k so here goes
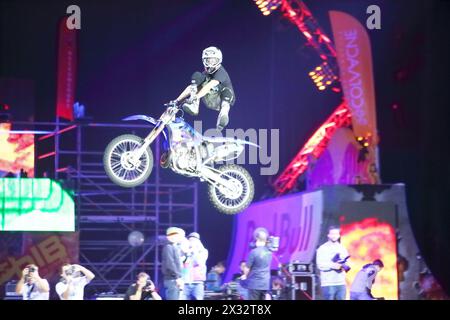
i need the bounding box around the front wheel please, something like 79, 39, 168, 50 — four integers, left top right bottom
103, 134, 153, 188
208, 164, 254, 215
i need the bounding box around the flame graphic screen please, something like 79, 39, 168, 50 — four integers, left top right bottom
0, 123, 34, 177
341, 217, 398, 300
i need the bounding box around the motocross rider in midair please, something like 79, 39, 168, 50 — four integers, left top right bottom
174, 46, 235, 131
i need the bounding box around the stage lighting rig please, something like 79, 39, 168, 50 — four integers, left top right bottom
308, 61, 338, 91
253, 0, 282, 16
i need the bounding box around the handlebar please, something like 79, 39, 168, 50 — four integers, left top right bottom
164, 100, 179, 108
162, 100, 185, 119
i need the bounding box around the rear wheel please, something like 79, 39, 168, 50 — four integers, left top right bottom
103, 134, 153, 188
207, 164, 254, 215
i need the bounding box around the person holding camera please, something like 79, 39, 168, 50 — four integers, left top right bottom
230, 260, 250, 300
124, 272, 162, 300
245, 227, 273, 300
350, 259, 384, 300
205, 261, 226, 292
316, 225, 350, 300
55, 263, 95, 300
232, 260, 249, 281
15, 264, 50, 300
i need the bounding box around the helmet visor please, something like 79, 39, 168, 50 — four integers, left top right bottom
203, 57, 220, 67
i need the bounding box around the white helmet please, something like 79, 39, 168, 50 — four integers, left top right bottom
202, 46, 222, 74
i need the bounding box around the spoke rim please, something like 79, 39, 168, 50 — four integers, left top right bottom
108, 139, 149, 182
213, 169, 250, 210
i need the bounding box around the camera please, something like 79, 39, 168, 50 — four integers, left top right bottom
224, 281, 240, 298
24, 267, 36, 281
65, 265, 77, 276
142, 280, 154, 292
249, 235, 280, 252
266, 236, 280, 252
332, 254, 351, 273
24, 266, 37, 282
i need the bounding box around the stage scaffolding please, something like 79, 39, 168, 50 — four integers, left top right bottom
16, 120, 198, 296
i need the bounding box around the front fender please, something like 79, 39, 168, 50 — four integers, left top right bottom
122, 114, 168, 142
122, 114, 158, 125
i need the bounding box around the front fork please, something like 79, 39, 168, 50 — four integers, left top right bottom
128, 123, 164, 164
129, 108, 176, 162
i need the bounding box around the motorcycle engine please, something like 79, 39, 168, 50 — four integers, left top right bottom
200, 141, 215, 160
172, 143, 197, 172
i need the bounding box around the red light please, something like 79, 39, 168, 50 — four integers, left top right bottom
4, 104, 10, 110
392, 104, 398, 110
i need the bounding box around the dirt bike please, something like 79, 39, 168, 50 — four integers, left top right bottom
103, 100, 257, 214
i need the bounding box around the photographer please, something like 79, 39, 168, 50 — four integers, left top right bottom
55, 263, 95, 300
316, 225, 350, 300
231, 261, 249, 300
124, 272, 162, 300
15, 264, 50, 300
205, 261, 226, 292
232, 261, 249, 281
245, 227, 274, 300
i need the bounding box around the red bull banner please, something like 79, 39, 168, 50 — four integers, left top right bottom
224, 191, 323, 282
56, 17, 77, 121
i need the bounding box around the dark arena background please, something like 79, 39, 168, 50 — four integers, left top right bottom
0, 0, 449, 303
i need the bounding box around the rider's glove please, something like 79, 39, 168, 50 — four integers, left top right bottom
188, 94, 199, 104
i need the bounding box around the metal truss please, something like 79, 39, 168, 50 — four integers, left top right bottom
25, 119, 198, 296
254, 0, 349, 195
272, 102, 351, 195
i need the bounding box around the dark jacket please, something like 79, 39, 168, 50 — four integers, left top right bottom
161, 242, 182, 280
